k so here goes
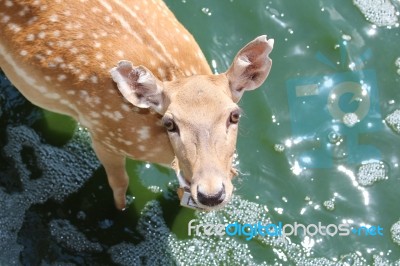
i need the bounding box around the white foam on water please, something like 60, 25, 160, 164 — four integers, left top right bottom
396, 57, 400, 75
323, 200, 336, 211
385, 109, 400, 134
343, 112, 359, 127
391, 220, 400, 246
353, 0, 399, 27
356, 161, 388, 186
274, 143, 285, 152
50, 219, 103, 253
0, 126, 99, 265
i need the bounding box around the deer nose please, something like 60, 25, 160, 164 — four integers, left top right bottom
197, 184, 225, 207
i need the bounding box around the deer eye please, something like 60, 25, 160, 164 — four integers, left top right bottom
229, 110, 241, 125
162, 117, 179, 133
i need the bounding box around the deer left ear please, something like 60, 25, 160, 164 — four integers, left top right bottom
110, 60, 166, 114
226, 35, 274, 102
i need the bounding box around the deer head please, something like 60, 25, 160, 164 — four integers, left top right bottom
110, 35, 274, 210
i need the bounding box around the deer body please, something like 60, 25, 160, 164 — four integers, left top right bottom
0, 0, 273, 210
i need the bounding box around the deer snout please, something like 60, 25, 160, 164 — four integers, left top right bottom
197, 184, 226, 207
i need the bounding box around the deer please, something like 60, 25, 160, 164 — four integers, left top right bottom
0, 0, 273, 211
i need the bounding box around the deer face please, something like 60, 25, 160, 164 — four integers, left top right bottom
111, 36, 274, 210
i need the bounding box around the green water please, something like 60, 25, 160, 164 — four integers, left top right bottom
1, 0, 400, 265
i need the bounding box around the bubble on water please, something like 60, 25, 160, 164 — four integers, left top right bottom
147, 185, 162, 193
343, 113, 359, 127
201, 7, 212, 16
342, 34, 352, 41
391, 220, 400, 245
50, 219, 102, 253
373, 255, 391, 266
108, 201, 176, 265
323, 200, 335, 211
356, 161, 388, 186
274, 143, 285, 152
77, 211, 87, 220
301, 236, 315, 253
98, 219, 113, 229
328, 131, 342, 144
395, 57, 400, 68
353, 0, 399, 27
385, 109, 400, 134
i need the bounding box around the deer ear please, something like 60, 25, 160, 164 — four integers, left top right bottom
110, 60, 165, 113
226, 35, 274, 102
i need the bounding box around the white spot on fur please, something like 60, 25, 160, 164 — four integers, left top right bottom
94, 41, 101, 48
76, 32, 84, 39
79, 74, 87, 81
90, 75, 98, 84
91, 7, 101, 13
44, 76, 51, 81
18, 6, 30, 16
8, 23, 22, 33
93, 96, 101, 105
53, 30, 61, 37
95, 53, 103, 60
49, 14, 59, 22
138, 145, 146, 151
57, 74, 67, 81
70, 47, 78, 54
5, 0, 13, 7
116, 50, 124, 57
90, 111, 100, 118
54, 57, 63, 63
78, 55, 89, 65
114, 111, 123, 120
26, 34, 35, 41
99, 30, 108, 37
38, 31, 46, 39
67, 90, 75, 95
137, 126, 150, 141
121, 104, 130, 112
20, 50, 28, 56
1, 15, 10, 24
101, 110, 122, 121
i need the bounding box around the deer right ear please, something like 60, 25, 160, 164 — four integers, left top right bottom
226, 35, 274, 103
110, 60, 165, 114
